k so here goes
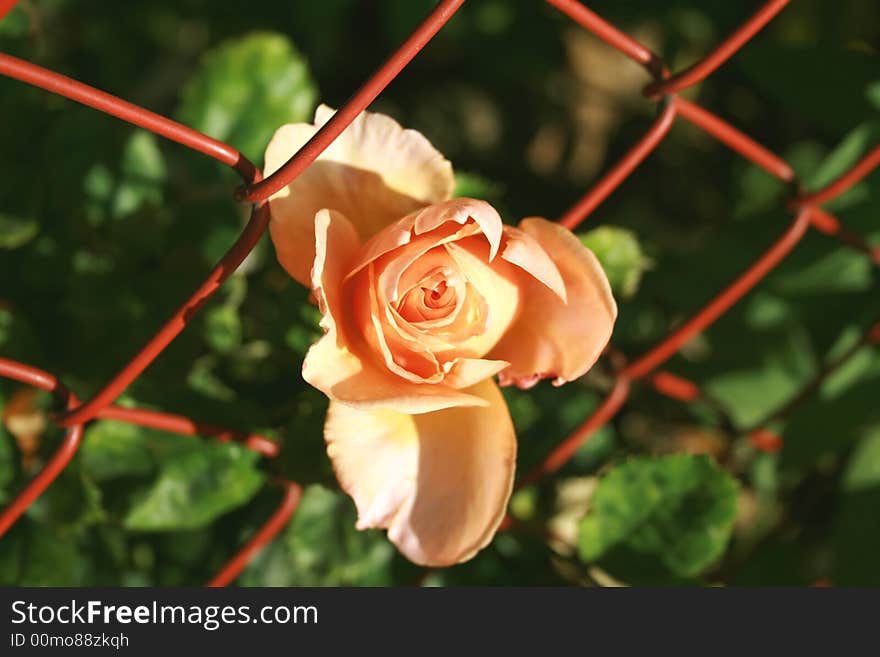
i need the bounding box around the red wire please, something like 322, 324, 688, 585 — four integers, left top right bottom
237, 0, 465, 203
517, 377, 631, 488
621, 209, 813, 380
545, 0, 662, 76
98, 405, 279, 459
55, 203, 270, 427
0, 54, 256, 182
1, 0, 878, 584
651, 372, 701, 402
207, 482, 303, 587
796, 145, 880, 207
0, 358, 83, 537
559, 101, 678, 229
675, 97, 796, 182
644, 0, 790, 98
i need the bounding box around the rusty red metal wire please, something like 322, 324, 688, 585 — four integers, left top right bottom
1, 0, 878, 585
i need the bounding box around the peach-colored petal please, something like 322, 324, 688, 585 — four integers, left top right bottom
366, 263, 444, 384
442, 357, 510, 389
303, 334, 488, 412
500, 225, 566, 302
310, 209, 360, 319
442, 238, 520, 359
490, 217, 617, 387
348, 198, 504, 280
303, 211, 485, 413
265, 105, 454, 285
324, 378, 516, 566
314, 105, 453, 205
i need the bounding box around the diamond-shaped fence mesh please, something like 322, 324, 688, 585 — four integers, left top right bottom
0, 0, 877, 585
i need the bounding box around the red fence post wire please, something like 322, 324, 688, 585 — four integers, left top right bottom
2, 0, 879, 584
237, 0, 465, 203
643, 0, 790, 98
559, 101, 677, 230
519, 0, 878, 493
54, 202, 270, 428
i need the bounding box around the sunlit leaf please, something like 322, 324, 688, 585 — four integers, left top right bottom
178, 32, 317, 162
579, 226, 651, 299
124, 444, 265, 531
578, 454, 738, 578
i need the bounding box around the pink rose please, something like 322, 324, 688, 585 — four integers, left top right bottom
265, 105, 617, 566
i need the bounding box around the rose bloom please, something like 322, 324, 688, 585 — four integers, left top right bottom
265, 105, 617, 566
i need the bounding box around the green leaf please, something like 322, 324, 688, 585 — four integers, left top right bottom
578, 454, 738, 578
25, 468, 106, 534
808, 122, 880, 199
238, 484, 396, 586
187, 355, 236, 401
841, 427, 880, 493
283, 303, 322, 356
283, 485, 394, 585
0, 523, 88, 586
124, 443, 265, 531
178, 32, 317, 162
776, 247, 874, 296
112, 130, 167, 219
453, 171, 504, 205
578, 226, 651, 299
204, 304, 242, 354
833, 427, 880, 585
0, 4, 29, 37
80, 420, 157, 482
0, 213, 38, 249
0, 416, 17, 505
868, 81, 880, 111
736, 45, 878, 133
705, 324, 816, 428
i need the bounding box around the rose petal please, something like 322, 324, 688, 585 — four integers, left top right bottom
348, 198, 504, 280
265, 105, 454, 285
303, 210, 486, 413
442, 238, 520, 359
442, 357, 510, 389
324, 378, 516, 566
490, 217, 617, 386
366, 263, 444, 384
500, 225, 566, 302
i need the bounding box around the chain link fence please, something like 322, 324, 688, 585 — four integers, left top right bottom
0, 0, 877, 585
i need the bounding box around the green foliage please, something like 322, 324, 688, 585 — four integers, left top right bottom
0, 214, 38, 249
0, 523, 87, 586
0, 0, 877, 586
178, 32, 317, 163
578, 455, 738, 580
81, 420, 161, 482
0, 3, 28, 37
834, 428, 880, 585
124, 444, 265, 531
454, 171, 505, 207
239, 485, 396, 586
579, 226, 651, 299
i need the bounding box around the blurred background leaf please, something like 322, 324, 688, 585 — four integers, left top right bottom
578, 454, 737, 582
178, 32, 318, 164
